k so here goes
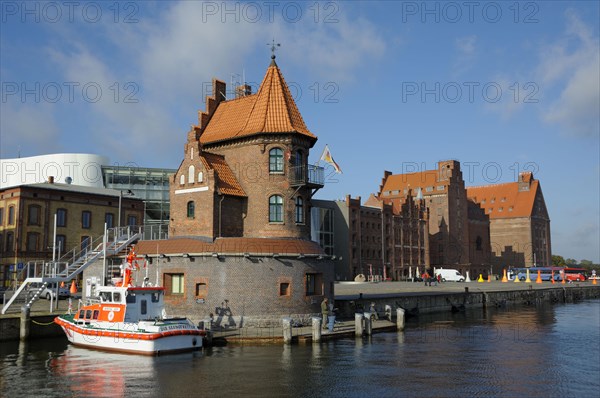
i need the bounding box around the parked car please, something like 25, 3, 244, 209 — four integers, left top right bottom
28, 282, 70, 300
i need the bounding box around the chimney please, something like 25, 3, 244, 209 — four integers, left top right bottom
235, 84, 252, 98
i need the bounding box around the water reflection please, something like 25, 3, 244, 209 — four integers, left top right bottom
1, 301, 598, 398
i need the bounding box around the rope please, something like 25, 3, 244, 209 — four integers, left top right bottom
31, 319, 57, 326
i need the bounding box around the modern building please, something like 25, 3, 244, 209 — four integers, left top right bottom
1, 153, 175, 238
0, 181, 144, 287
466, 172, 551, 268
312, 193, 428, 282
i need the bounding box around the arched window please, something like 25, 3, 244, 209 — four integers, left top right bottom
187, 201, 195, 218
295, 196, 304, 224
198, 171, 204, 183
269, 148, 284, 173
188, 165, 195, 184
269, 195, 283, 222
180, 174, 185, 185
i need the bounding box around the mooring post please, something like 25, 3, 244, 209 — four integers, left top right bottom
355, 313, 364, 337
312, 317, 322, 342
282, 317, 292, 344
363, 312, 372, 335
396, 308, 405, 331
20, 306, 31, 341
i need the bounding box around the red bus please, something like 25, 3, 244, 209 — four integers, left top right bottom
561, 268, 588, 282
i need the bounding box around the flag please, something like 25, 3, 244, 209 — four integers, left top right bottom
320, 145, 342, 173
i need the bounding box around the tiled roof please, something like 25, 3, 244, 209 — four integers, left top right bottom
380, 171, 448, 197
135, 237, 325, 256
200, 62, 316, 144
466, 180, 539, 219
200, 152, 246, 197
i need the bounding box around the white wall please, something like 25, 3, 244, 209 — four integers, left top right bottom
0, 153, 110, 189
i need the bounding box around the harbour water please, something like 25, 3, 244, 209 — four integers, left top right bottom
1, 300, 598, 398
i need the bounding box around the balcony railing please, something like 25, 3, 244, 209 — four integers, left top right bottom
289, 165, 324, 187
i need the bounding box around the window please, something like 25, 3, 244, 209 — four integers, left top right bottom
57, 208, 67, 227
28, 205, 41, 225
437, 185, 445, 191
6, 232, 14, 252
0, 234, 3, 253
305, 273, 322, 296
8, 206, 15, 225
269, 148, 284, 173
127, 215, 137, 226
269, 195, 283, 222
476, 236, 482, 251
295, 196, 304, 224
141, 300, 147, 315
82, 211, 91, 229
180, 174, 185, 185
279, 282, 290, 296
188, 165, 195, 184
0, 207, 3, 225
198, 171, 204, 183
81, 236, 91, 251
105, 213, 114, 229
56, 235, 66, 253
426, 186, 434, 192
187, 201, 195, 218
26, 232, 39, 252
195, 280, 208, 298
165, 273, 185, 295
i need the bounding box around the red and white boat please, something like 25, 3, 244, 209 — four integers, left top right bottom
55, 250, 203, 355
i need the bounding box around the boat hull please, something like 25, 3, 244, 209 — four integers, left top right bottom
55, 317, 203, 355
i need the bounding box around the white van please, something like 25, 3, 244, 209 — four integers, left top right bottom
435, 268, 465, 282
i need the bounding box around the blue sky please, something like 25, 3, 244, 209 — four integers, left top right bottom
1, 1, 599, 262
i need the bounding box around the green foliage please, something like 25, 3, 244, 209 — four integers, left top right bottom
552, 255, 565, 266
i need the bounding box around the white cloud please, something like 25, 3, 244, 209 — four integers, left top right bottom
538, 11, 600, 139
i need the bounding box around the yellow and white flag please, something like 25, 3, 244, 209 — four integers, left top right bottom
320, 144, 342, 174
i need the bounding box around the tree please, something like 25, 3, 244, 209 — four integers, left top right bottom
552, 255, 565, 267
580, 259, 593, 266
565, 258, 578, 266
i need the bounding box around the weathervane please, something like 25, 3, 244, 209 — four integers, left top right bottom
268, 39, 281, 60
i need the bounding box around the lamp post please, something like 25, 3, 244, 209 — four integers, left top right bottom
118, 189, 134, 228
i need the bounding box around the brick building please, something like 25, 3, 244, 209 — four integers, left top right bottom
466, 172, 551, 269
0, 181, 144, 287
311, 193, 428, 282
119, 56, 335, 326
376, 160, 491, 276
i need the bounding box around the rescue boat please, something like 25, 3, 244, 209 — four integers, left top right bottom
55, 249, 203, 355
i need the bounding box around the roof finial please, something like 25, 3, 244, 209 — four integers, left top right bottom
268, 39, 280, 65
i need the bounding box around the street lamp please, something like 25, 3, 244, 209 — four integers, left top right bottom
118, 189, 134, 228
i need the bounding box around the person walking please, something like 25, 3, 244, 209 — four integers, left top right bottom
321, 298, 329, 329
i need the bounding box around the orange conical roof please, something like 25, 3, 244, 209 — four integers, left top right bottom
199, 61, 316, 144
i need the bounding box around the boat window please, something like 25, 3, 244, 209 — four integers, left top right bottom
78, 310, 85, 319
85, 310, 92, 319
93, 310, 100, 320
151, 292, 160, 303
100, 292, 111, 302
126, 292, 136, 303
141, 300, 147, 315
113, 292, 121, 303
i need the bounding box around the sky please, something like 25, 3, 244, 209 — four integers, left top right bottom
1, 1, 599, 263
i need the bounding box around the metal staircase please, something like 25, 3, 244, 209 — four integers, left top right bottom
2, 226, 142, 314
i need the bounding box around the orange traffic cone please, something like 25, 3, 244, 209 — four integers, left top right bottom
561, 275, 566, 284
536, 270, 542, 284
551, 271, 555, 284
60, 281, 65, 288
487, 274, 491, 283
501, 269, 508, 283
69, 280, 77, 294
593, 277, 597, 285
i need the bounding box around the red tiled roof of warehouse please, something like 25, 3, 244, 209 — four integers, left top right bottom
135, 237, 325, 256
466, 178, 539, 219
381, 170, 448, 196
200, 152, 246, 197
199, 61, 316, 144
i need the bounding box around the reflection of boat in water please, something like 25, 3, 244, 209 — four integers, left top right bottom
55, 249, 203, 355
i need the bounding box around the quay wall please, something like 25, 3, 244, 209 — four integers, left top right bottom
0, 315, 62, 342
335, 285, 600, 318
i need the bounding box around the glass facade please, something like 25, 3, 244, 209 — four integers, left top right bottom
102, 165, 174, 228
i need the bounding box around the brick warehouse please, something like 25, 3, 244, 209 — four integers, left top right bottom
86, 55, 335, 327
